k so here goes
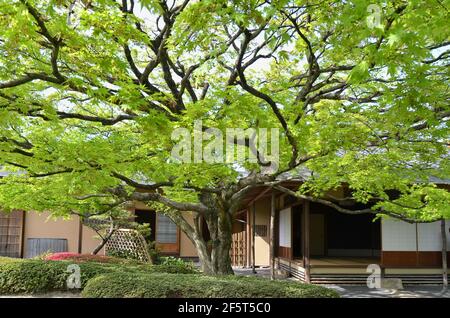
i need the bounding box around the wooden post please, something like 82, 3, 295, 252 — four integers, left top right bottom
441, 219, 448, 290
303, 200, 311, 283
78, 217, 83, 254
246, 208, 251, 268
5, 214, 10, 256
20, 211, 26, 258
270, 191, 276, 280
252, 202, 256, 274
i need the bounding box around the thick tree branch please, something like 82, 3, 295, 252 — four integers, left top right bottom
235, 30, 299, 169
108, 186, 210, 214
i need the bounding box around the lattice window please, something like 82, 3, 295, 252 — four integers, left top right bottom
0, 210, 23, 258
230, 230, 247, 267
105, 229, 151, 262
156, 214, 177, 243
255, 224, 268, 237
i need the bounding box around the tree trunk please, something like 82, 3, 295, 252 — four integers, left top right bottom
92, 238, 108, 255
191, 231, 214, 274
201, 209, 233, 275
190, 225, 233, 274
92, 228, 115, 255
176, 208, 234, 275
213, 210, 234, 274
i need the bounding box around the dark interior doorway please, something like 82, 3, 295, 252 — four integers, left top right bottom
309, 202, 381, 257
310, 213, 325, 256
289, 202, 381, 259
134, 209, 156, 241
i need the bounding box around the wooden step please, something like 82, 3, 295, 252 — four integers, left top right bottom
310, 274, 448, 285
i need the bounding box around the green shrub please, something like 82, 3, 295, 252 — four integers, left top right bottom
148, 244, 161, 264
0, 260, 116, 294
33, 251, 54, 260
0, 257, 337, 298
154, 257, 199, 274
149, 263, 199, 274
82, 272, 339, 298
0, 257, 24, 264
159, 256, 186, 265
0, 257, 198, 294
106, 249, 142, 262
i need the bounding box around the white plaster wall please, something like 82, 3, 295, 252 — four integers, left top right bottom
417, 221, 450, 251
279, 207, 291, 247
382, 219, 450, 252
381, 218, 416, 251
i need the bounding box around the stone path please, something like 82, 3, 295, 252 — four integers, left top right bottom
233, 267, 271, 277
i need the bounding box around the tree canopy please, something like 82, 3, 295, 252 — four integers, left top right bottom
0, 0, 449, 272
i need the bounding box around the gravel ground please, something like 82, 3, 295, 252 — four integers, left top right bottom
325, 285, 449, 298
0, 291, 81, 298
233, 267, 449, 298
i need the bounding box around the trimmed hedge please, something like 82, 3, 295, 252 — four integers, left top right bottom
0, 256, 25, 264
82, 272, 339, 298
0, 260, 112, 294
0, 257, 198, 294
151, 258, 198, 274
0, 257, 337, 298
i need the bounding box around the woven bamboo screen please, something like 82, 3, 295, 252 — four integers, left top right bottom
105, 229, 151, 263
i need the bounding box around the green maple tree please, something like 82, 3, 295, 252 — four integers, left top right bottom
0, 0, 448, 274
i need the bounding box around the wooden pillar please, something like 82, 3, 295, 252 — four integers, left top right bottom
246, 208, 251, 267
20, 211, 26, 258
415, 223, 419, 266
303, 200, 311, 283
441, 219, 448, 289
5, 214, 10, 256
252, 202, 256, 273
270, 191, 276, 280
78, 217, 83, 254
